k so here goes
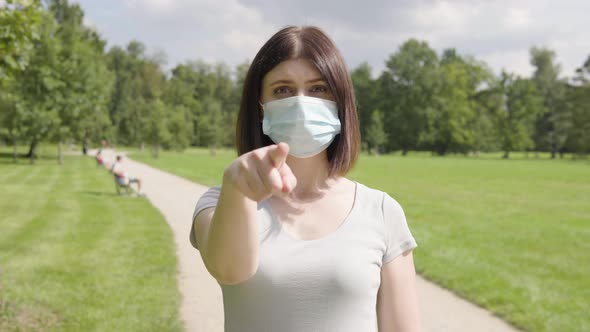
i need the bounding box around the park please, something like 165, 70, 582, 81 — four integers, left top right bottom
1, 1, 589, 331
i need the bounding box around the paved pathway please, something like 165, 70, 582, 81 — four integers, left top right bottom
96, 149, 519, 332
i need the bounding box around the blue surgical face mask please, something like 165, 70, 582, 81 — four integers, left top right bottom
262, 95, 341, 158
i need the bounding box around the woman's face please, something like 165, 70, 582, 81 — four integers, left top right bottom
260, 58, 334, 104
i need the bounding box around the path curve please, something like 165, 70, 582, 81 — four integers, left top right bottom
97, 149, 519, 332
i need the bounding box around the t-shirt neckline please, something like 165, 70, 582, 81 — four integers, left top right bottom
268, 180, 359, 243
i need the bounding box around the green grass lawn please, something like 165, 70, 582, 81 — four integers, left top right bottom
130, 147, 589, 332
0, 150, 182, 331
130, 148, 236, 187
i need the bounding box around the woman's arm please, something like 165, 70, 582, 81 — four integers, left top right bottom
377, 250, 421, 332
193, 143, 296, 285
193, 182, 259, 285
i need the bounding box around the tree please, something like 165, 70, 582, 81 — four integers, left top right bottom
380, 39, 439, 155
12, 10, 63, 163
198, 98, 224, 154
166, 105, 192, 151
351, 62, 378, 150
144, 99, 170, 158
0, 0, 42, 83
421, 51, 492, 155
106, 41, 165, 147
366, 109, 387, 154
493, 71, 544, 158
564, 55, 590, 155
47, 0, 114, 163
0, 86, 25, 161
165, 63, 203, 146
530, 47, 569, 158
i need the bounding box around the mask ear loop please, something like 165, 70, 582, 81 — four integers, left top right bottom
258, 101, 264, 122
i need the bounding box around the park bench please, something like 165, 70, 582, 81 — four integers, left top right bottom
114, 174, 134, 195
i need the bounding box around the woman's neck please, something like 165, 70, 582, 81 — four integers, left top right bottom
285, 151, 336, 201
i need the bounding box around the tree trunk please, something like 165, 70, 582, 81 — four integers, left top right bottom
13, 140, 17, 163
503, 150, 510, 159
58, 141, 63, 165
551, 142, 557, 159
402, 148, 408, 156
26, 139, 37, 159
29, 141, 37, 165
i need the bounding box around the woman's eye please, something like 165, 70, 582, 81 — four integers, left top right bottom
273, 86, 292, 95
310, 85, 329, 94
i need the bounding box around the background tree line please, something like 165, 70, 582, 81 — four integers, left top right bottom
1, 0, 589, 164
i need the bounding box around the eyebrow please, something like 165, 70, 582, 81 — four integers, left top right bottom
269, 77, 326, 86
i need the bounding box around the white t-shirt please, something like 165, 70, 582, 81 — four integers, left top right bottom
190, 181, 417, 332
111, 162, 129, 185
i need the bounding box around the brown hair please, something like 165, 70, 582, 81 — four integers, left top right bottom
236, 26, 360, 176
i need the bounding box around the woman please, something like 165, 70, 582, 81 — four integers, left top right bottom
190, 26, 420, 332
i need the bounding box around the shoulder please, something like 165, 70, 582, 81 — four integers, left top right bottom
355, 182, 403, 211
353, 182, 407, 230
193, 186, 222, 219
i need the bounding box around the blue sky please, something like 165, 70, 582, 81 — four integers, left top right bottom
74, 0, 590, 78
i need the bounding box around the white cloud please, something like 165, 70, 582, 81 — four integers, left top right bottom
76, 0, 590, 78
504, 7, 533, 29
111, 0, 275, 68
82, 16, 96, 28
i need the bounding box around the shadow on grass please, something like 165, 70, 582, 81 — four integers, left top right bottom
79, 191, 141, 199
0, 152, 59, 164
79, 191, 121, 197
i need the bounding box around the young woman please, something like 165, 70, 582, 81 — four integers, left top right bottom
190, 26, 420, 332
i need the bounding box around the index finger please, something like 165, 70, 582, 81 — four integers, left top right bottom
267, 142, 289, 168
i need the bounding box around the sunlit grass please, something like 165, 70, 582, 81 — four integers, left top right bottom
0, 152, 182, 331
131, 147, 590, 332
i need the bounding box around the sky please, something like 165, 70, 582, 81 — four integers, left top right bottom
73, 0, 590, 79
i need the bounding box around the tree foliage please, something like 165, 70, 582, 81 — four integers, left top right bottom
1, 2, 589, 162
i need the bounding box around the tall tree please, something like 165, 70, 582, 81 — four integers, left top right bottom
12, 10, 63, 163
530, 47, 569, 158
106, 41, 165, 147
350, 62, 378, 150
0, 0, 42, 160
564, 55, 590, 155
0, 0, 42, 83
365, 109, 387, 154
144, 99, 170, 158
421, 50, 492, 155
47, 0, 113, 163
492, 71, 544, 158
380, 39, 439, 155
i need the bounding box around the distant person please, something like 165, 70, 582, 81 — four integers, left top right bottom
111, 155, 143, 195
190, 26, 419, 332
95, 149, 104, 166
95, 149, 111, 168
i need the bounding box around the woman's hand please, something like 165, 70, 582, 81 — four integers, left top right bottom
223, 142, 297, 202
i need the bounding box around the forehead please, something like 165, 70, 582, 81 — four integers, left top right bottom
262, 58, 323, 84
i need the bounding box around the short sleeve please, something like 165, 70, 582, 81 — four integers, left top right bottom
189, 186, 221, 250
381, 193, 417, 264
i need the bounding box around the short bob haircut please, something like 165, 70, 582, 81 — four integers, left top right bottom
236, 26, 360, 177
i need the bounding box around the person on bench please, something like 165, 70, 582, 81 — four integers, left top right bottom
96, 149, 112, 168
111, 155, 143, 195
96, 149, 104, 166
